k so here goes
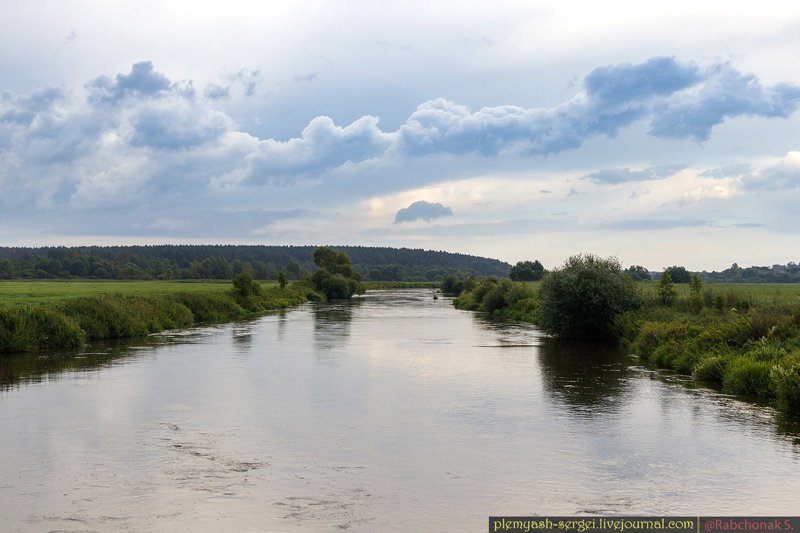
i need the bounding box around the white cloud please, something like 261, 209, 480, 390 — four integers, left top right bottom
2, 3, 800, 270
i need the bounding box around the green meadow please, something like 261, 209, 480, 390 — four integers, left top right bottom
0, 279, 309, 353
0, 280, 260, 307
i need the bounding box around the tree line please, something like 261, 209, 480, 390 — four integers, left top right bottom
0, 245, 511, 281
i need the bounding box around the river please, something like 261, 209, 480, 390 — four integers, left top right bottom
1, 289, 798, 531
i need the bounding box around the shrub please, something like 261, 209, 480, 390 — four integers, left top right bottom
657, 272, 676, 305
771, 353, 800, 413
310, 247, 364, 299
723, 356, 775, 398
0, 306, 85, 352
537, 254, 639, 340
232, 272, 262, 299
693, 355, 729, 383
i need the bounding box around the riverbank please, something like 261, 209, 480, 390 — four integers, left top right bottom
0, 281, 315, 353
453, 279, 800, 414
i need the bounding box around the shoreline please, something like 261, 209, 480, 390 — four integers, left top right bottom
0, 282, 315, 353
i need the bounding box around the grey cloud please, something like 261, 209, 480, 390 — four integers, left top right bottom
731, 223, 763, 228
584, 164, 684, 184
2, 57, 800, 222
0, 86, 65, 126
742, 152, 800, 191
244, 115, 393, 184
584, 57, 701, 107
395, 58, 800, 157
129, 101, 232, 150
394, 201, 454, 224
649, 64, 800, 140
701, 163, 752, 178
228, 69, 261, 97
204, 83, 231, 100
88, 61, 172, 103
294, 73, 319, 84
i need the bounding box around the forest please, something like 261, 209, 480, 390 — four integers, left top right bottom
0, 245, 511, 281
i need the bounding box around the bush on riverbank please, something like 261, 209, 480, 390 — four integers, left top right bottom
0, 282, 313, 353
537, 254, 639, 340
453, 278, 538, 321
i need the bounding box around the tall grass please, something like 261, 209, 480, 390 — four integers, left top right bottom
622, 283, 800, 413
0, 282, 313, 353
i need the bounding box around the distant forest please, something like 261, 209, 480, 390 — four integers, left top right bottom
698, 262, 800, 283
0, 245, 512, 281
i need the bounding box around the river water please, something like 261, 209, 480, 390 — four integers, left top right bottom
1, 290, 798, 531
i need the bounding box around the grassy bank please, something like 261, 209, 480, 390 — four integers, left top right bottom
0, 280, 314, 353
453, 278, 539, 321
454, 279, 800, 414
623, 284, 800, 414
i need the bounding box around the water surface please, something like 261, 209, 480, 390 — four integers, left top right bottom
1, 290, 798, 531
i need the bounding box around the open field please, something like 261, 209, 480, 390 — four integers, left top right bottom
0, 280, 280, 307
638, 282, 800, 306
522, 281, 800, 306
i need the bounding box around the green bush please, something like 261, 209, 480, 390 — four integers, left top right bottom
771, 352, 800, 413
537, 254, 639, 340
310, 247, 364, 299
723, 356, 775, 398
232, 272, 262, 299
693, 355, 729, 383
0, 306, 85, 352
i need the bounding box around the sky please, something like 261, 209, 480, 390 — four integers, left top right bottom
1, 0, 799, 271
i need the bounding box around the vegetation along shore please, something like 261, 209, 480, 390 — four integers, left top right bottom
0, 246, 379, 353
449, 254, 800, 415
0, 277, 312, 353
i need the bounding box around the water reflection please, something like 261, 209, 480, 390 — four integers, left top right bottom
536, 338, 632, 415
312, 298, 361, 352
231, 321, 255, 352
0, 339, 155, 391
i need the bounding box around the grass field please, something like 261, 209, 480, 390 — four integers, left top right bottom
0, 280, 279, 307
521, 280, 800, 306
638, 281, 800, 303
0, 279, 439, 307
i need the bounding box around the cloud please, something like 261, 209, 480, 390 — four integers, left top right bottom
700, 163, 752, 178
394, 200, 454, 223
1, 57, 800, 238
648, 64, 800, 140
128, 99, 232, 150
0, 86, 65, 126
204, 83, 230, 100
87, 61, 172, 103
294, 73, 318, 84
742, 151, 800, 191
243, 115, 393, 184
394, 57, 799, 158
228, 69, 261, 97
584, 164, 684, 184
584, 57, 701, 107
